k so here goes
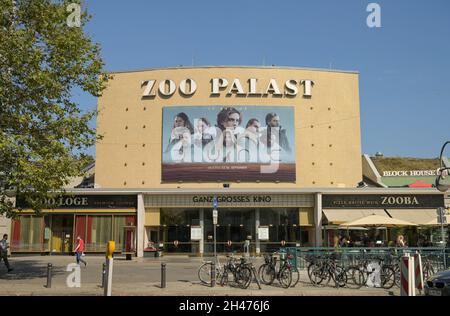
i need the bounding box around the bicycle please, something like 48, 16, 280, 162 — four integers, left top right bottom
198, 256, 223, 285
421, 255, 435, 280
308, 253, 347, 288
258, 252, 293, 288
218, 255, 261, 289
219, 255, 242, 287
354, 256, 396, 289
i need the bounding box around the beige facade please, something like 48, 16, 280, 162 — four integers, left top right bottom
95, 66, 362, 189
0, 215, 11, 239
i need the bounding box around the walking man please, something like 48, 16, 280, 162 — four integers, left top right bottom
0, 234, 13, 273
74, 236, 87, 266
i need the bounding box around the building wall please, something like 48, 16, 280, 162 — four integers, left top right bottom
96, 66, 362, 189
0, 215, 11, 239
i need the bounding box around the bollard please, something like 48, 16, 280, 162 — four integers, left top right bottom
414, 253, 424, 294
101, 262, 106, 288
400, 254, 416, 296
211, 262, 216, 287
161, 263, 166, 288
104, 241, 115, 296
46, 263, 53, 288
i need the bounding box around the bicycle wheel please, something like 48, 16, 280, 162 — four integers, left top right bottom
307, 262, 316, 282
423, 263, 435, 280
310, 265, 326, 285
290, 269, 300, 287
279, 266, 292, 289
258, 264, 276, 285
332, 266, 347, 288
198, 262, 212, 284
219, 270, 229, 286
347, 267, 364, 289
380, 266, 395, 289
238, 266, 252, 289
394, 265, 401, 288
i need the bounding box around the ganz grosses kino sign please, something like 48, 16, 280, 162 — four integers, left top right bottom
322, 194, 444, 209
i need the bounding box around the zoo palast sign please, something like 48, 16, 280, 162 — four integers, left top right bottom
141, 78, 314, 98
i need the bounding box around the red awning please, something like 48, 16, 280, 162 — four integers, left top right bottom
408, 180, 433, 188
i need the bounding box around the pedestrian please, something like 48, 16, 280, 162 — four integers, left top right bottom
74, 236, 87, 266
333, 235, 340, 248
0, 234, 13, 273
362, 233, 370, 247
396, 235, 406, 248
339, 236, 348, 248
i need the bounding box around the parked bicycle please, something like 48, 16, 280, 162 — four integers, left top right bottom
307, 253, 347, 288
220, 255, 261, 289
258, 252, 294, 288
198, 257, 223, 285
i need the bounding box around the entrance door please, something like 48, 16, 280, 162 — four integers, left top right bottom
214, 209, 255, 254
51, 215, 74, 254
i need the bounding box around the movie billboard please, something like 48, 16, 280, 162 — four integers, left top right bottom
162, 106, 296, 181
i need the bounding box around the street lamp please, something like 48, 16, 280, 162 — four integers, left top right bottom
436, 141, 450, 192
435, 141, 449, 269
212, 196, 218, 262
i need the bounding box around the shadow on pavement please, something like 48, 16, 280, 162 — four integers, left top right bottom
0, 260, 67, 281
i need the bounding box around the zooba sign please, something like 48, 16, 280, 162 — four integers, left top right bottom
322, 194, 444, 209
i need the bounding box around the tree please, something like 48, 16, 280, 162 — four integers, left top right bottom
0, 0, 111, 218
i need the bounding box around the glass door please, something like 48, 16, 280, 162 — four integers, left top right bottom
206, 208, 255, 254
51, 215, 74, 254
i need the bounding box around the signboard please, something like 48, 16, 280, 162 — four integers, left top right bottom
190, 226, 202, 241
44, 227, 50, 240
383, 170, 438, 177
213, 209, 218, 225
437, 207, 446, 216
16, 195, 137, 209
161, 106, 296, 182
258, 226, 269, 241
322, 194, 444, 209
144, 194, 314, 208
141, 78, 314, 98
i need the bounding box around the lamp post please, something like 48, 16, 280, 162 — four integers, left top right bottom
436, 141, 449, 269
213, 208, 218, 262
212, 196, 218, 263
436, 141, 450, 193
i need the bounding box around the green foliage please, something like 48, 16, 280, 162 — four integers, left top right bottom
0, 0, 111, 218
372, 157, 441, 173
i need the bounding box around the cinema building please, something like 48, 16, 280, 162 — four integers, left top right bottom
9, 66, 447, 256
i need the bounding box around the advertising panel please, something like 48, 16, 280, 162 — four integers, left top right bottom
162, 106, 296, 181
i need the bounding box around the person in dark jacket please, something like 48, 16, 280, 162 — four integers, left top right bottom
0, 234, 13, 272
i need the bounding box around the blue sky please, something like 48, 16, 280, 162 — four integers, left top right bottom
75, 0, 450, 158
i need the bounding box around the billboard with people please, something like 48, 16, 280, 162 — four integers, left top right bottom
161, 106, 296, 181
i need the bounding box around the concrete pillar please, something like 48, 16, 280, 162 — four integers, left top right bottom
255, 208, 260, 255
314, 193, 323, 247
199, 209, 204, 255
137, 194, 145, 258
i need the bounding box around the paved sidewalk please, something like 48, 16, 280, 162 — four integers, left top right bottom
0, 255, 400, 296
